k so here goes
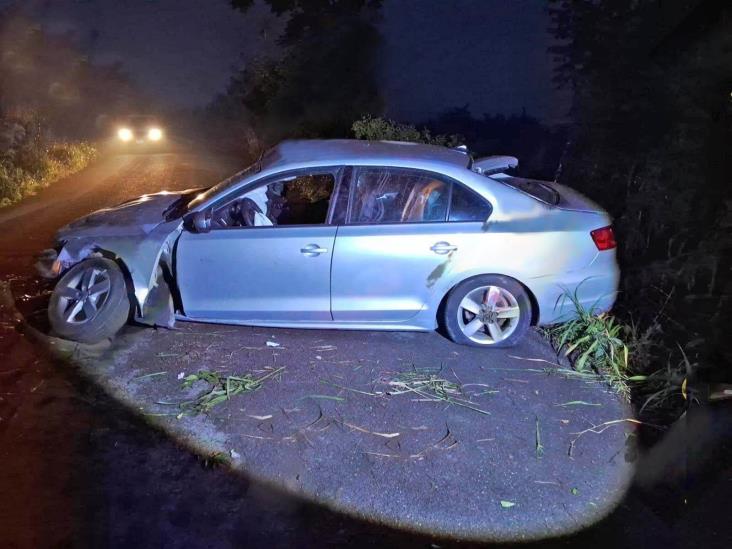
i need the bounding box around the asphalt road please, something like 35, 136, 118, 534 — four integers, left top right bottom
0, 150, 718, 547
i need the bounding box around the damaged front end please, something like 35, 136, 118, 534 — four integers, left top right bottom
38, 190, 199, 329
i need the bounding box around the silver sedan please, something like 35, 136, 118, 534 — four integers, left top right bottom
43, 139, 619, 346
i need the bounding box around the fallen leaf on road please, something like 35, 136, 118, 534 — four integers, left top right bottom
500, 501, 516, 508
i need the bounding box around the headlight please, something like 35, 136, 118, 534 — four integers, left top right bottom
117, 127, 133, 141
148, 127, 163, 141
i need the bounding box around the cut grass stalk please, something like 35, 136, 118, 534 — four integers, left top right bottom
177, 367, 285, 416
386, 367, 490, 415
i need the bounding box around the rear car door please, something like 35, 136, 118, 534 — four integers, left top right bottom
330, 167, 492, 322
176, 168, 340, 322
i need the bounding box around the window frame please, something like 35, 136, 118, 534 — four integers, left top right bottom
342, 166, 492, 226
206, 165, 346, 230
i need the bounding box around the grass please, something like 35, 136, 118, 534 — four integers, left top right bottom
176, 367, 284, 416
548, 290, 632, 400
386, 367, 491, 415
548, 288, 691, 424
0, 141, 97, 207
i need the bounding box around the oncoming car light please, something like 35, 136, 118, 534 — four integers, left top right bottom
148, 127, 163, 141
117, 127, 133, 142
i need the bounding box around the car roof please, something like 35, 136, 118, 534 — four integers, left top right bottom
262, 139, 471, 171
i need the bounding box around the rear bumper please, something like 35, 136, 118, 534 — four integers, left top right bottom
530, 257, 620, 325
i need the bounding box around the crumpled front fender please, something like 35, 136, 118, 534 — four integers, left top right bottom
49, 220, 183, 322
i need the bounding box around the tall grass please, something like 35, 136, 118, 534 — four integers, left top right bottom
0, 141, 97, 207
548, 289, 693, 424
548, 290, 632, 400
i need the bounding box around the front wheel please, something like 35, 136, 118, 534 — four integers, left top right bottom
48, 258, 131, 343
442, 275, 531, 347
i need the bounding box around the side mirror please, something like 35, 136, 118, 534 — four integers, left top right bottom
186, 209, 212, 233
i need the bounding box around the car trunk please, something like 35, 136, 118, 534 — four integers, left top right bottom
490, 174, 606, 214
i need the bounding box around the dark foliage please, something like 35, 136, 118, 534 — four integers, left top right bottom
423, 106, 566, 180
549, 0, 731, 417
214, 0, 383, 148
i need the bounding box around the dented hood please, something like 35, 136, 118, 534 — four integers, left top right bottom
58, 191, 186, 239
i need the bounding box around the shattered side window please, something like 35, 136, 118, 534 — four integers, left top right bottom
210, 172, 335, 229
350, 168, 448, 224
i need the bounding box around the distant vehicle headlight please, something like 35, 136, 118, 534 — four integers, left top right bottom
148, 127, 163, 141
117, 127, 133, 142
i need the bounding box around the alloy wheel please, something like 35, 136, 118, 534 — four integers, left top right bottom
456, 285, 521, 344
55, 266, 112, 324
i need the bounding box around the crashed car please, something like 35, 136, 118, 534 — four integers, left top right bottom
41, 139, 619, 346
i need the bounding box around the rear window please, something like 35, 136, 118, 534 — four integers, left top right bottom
494, 176, 560, 206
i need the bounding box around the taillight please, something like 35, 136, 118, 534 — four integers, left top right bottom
590, 226, 616, 251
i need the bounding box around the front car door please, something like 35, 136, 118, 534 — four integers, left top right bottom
175, 168, 341, 323
330, 167, 493, 322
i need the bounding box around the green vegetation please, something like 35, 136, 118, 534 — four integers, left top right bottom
548, 291, 632, 401
351, 115, 461, 147
547, 288, 693, 422
177, 367, 285, 416
0, 115, 96, 207
548, 1, 730, 423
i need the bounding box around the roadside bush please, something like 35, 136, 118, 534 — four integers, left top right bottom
352, 115, 462, 147
548, 291, 633, 401
0, 127, 97, 207
548, 289, 692, 425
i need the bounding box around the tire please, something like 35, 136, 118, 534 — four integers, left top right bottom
48, 257, 131, 344
442, 274, 531, 347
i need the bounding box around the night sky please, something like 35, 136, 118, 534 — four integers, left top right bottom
4, 0, 568, 122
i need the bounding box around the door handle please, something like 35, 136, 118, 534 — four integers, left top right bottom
430, 241, 458, 255
300, 243, 328, 257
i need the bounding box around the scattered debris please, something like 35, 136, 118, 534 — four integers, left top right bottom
321, 380, 382, 396
500, 500, 516, 508
265, 341, 281, 348
312, 344, 337, 352
570, 487, 579, 495
337, 419, 400, 438
555, 401, 601, 407
385, 367, 490, 415
177, 372, 185, 380
133, 371, 167, 381
200, 451, 230, 469
300, 394, 345, 402
176, 367, 285, 416
535, 416, 544, 458
229, 449, 241, 460
247, 414, 273, 420
363, 427, 458, 460
568, 418, 663, 457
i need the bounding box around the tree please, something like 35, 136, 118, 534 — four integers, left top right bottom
548, 0, 732, 398
218, 0, 383, 145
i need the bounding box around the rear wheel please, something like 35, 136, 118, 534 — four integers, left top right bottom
442, 275, 531, 347
48, 258, 130, 343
